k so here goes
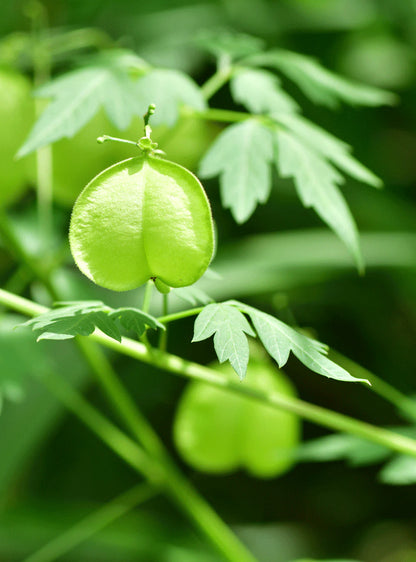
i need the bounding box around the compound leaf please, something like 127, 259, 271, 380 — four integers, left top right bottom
135, 68, 206, 127
21, 301, 162, 343
17, 51, 146, 157
230, 68, 299, 114
199, 119, 274, 223
274, 129, 363, 270
274, 112, 382, 188
245, 49, 397, 108
108, 307, 164, 336
193, 303, 255, 379
228, 301, 367, 383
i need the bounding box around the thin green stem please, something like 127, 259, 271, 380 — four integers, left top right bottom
3, 288, 416, 460
23, 484, 158, 562
183, 106, 250, 124
39, 371, 160, 483
0, 214, 57, 299
97, 135, 138, 147
158, 306, 204, 325
142, 281, 153, 314
330, 350, 416, 423
39, 362, 256, 562
75, 337, 166, 459
200, 56, 233, 100
29, 1, 54, 252
158, 293, 169, 351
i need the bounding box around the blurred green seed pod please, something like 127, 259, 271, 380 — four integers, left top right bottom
173, 355, 300, 478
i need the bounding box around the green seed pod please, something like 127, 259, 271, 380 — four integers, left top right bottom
69, 154, 214, 291
173, 357, 300, 478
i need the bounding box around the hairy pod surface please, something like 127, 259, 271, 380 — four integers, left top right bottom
69, 155, 214, 291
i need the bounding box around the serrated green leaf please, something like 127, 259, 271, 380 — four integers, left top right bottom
274, 129, 363, 270
274, 112, 382, 188
108, 307, 164, 336
228, 301, 367, 383
17, 52, 145, 157
230, 68, 299, 114
193, 303, 256, 380
173, 286, 213, 306
199, 120, 274, 223
135, 69, 206, 127
245, 49, 398, 107
21, 302, 122, 342
379, 455, 416, 485
197, 30, 265, 61
297, 433, 390, 466
21, 302, 164, 343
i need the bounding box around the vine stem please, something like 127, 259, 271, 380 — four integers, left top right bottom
0, 210, 255, 559
200, 55, 234, 100
3, 287, 416, 459
23, 484, 158, 562
34, 369, 257, 562
28, 0, 54, 253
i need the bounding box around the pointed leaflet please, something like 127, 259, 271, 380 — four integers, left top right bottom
274, 129, 363, 270
135, 69, 206, 127
230, 68, 299, 114
274, 112, 382, 188
21, 302, 163, 342
227, 301, 368, 383
21, 302, 122, 341
17, 53, 145, 157
379, 455, 416, 485
193, 303, 255, 380
199, 119, 274, 223
244, 49, 397, 108
108, 308, 164, 336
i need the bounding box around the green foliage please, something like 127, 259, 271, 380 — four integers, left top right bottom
17, 51, 146, 158
193, 302, 256, 379
0, 314, 50, 412
199, 119, 274, 223
21, 301, 164, 342
274, 128, 363, 269
17, 53, 205, 158
193, 301, 367, 383
298, 427, 416, 485
135, 69, 206, 127
230, 68, 299, 114
244, 49, 398, 108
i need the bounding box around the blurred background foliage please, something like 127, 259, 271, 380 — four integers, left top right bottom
1, 0, 416, 561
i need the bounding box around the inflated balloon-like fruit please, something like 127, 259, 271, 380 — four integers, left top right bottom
69, 152, 214, 291
173, 357, 300, 478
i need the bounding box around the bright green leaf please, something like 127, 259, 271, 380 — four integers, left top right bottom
135, 69, 206, 127
228, 301, 367, 383
197, 30, 265, 61
274, 112, 382, 188
245, 49, 398, 107
108, 307, 165, 335
17, 52, 145, 157
21, 301, 163, 343
274, 128, 363, 270
193, 303, 256, 379
230, 68, 299, 114
199, 119, 274, 223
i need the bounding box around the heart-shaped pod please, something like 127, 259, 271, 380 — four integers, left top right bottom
173, 358, 300, 478
69, 154, 214, 291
